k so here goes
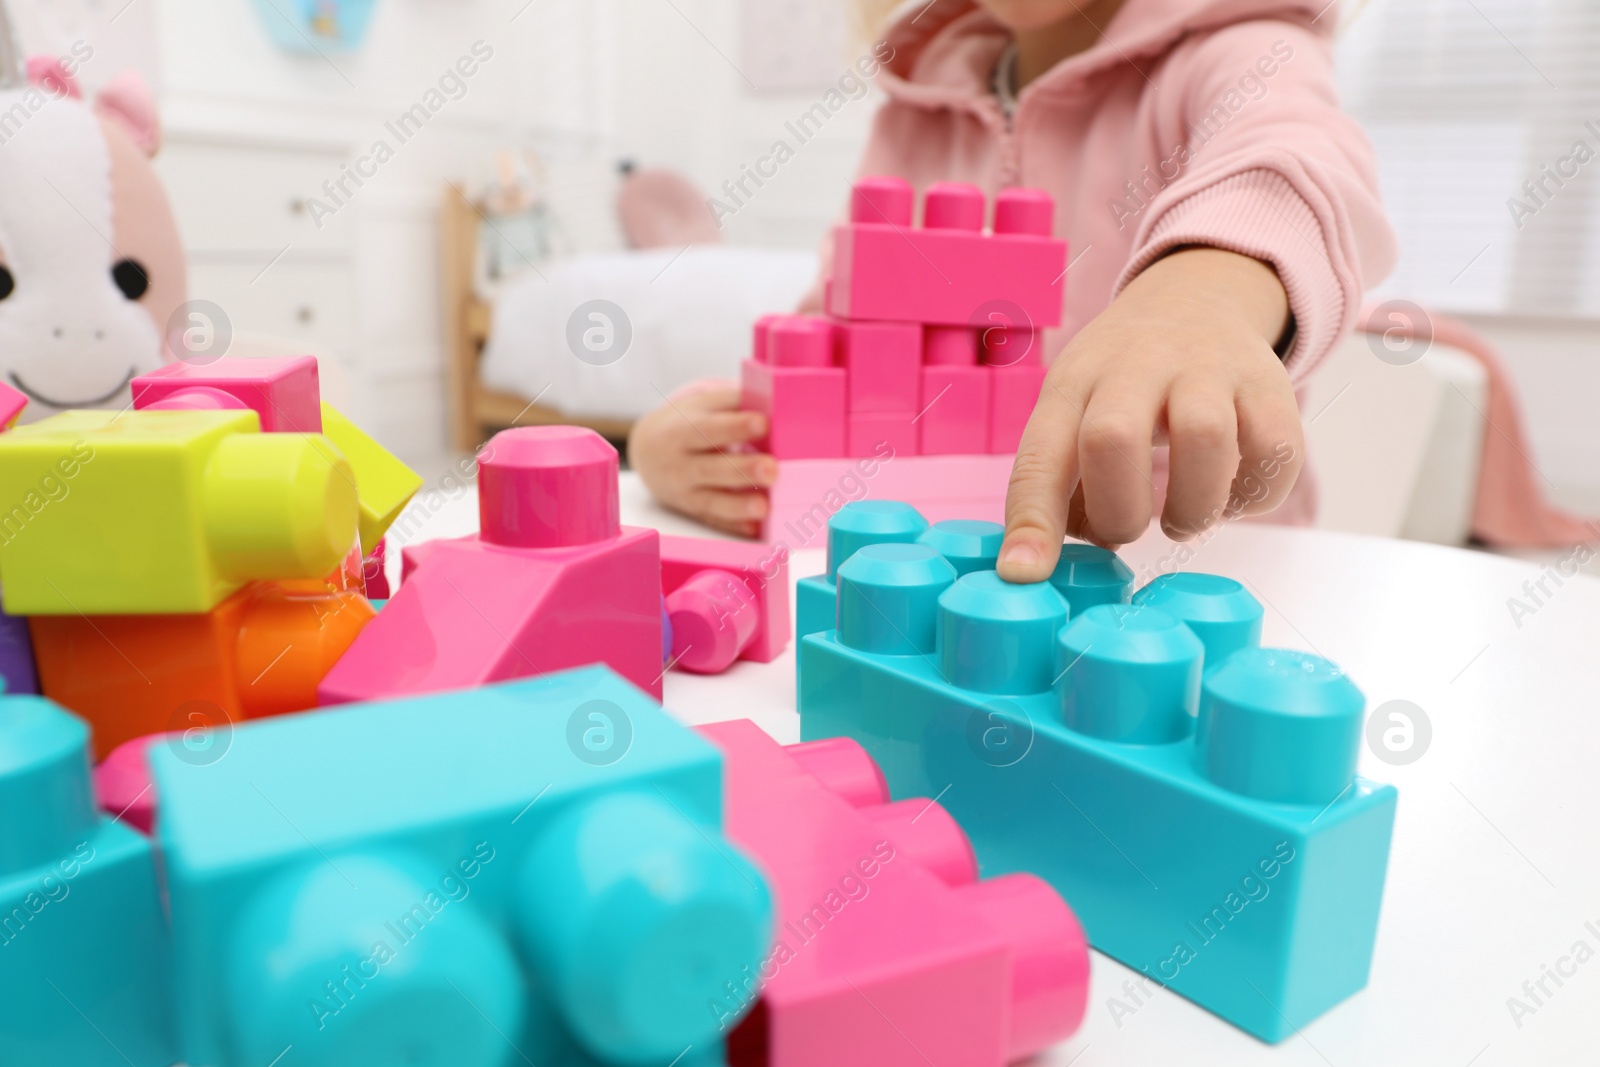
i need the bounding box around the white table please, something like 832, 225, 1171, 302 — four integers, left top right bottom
395, 474, 1600, 1066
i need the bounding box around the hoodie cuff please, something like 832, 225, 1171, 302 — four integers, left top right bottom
1115, 168, 1345, 384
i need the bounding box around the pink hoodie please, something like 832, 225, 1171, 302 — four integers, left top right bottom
806, 0, 1398, 524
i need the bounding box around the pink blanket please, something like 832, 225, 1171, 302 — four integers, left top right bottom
1360, 305, 1598, 548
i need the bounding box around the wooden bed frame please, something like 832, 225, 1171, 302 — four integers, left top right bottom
440, 184, 635, 454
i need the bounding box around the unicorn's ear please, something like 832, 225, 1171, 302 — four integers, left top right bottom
93, 69, 161, 157
26, 55, 82, 98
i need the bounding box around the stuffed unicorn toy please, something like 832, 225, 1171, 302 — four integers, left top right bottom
0, 42, 185, 420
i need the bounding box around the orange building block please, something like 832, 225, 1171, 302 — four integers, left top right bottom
30, 580, 374, 758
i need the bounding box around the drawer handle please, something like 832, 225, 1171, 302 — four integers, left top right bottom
297, 306, 315, 324
289, 198, 308, 216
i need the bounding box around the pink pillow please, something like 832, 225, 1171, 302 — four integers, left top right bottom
617, 166, 721, 249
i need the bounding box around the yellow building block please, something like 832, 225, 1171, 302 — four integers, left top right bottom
319, 403, 424, 553
0, 409, 359, 616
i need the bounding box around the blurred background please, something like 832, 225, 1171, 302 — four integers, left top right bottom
14, 0, 1598, 547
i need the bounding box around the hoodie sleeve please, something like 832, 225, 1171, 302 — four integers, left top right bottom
1114, 20, 1397, 382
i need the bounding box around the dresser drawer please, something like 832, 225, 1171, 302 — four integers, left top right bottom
187, 260, 356, 354
158, 139, 355, 254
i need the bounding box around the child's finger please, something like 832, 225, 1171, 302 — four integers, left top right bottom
999, 378, 1085, 582
685, 486, 769, 527
1231, 388, 1305, 516
684, 410, 767, 450
1162, 381, 1240, 539
687, 451, 777, 490
1077, 387, 1158, 546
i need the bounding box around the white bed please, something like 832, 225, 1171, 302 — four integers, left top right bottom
477, 245, 819, 421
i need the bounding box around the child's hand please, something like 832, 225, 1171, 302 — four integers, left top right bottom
628, 385, 777, 538
998, 247, 1303, 581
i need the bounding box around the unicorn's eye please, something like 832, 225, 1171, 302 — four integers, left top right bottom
0, 265, 13, 301
112, 258, 149, 300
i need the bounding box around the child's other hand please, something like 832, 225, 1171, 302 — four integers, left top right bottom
628, 385, 777, 538
998, 247, 1303, 582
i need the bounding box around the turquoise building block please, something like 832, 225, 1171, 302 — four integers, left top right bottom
798, 505, 1397, 1042
0, 696, 174, 1067
152, 665, 772, 1067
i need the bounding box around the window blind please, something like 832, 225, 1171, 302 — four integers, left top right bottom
1336, 0, 1600, 316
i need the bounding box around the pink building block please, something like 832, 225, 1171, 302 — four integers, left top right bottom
660, 535, 790, 673
95, 732, 166, 834
768, 315, 835, 368
848, 412, 917, 459
362, 537, 391, 599
762, 453, 1014, 547
0, 380, 25, 429
741, 359, 846, 459
924, 324, 979, 365
825, 179, 1067, 330
704, 720, 1089, 1067
131, 355, 322, 432
318, 427, 666, 702
837, 320, 920, 412
989, 364, 1048, 454
919, 365, 990, 455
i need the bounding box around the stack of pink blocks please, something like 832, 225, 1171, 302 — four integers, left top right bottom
741, 177, 1067, 542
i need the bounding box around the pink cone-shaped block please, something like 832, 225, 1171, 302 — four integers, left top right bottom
961, 874, 1091, 1059
479, 426, 620, 548
923, 182, 985, 231
705, 719, 1089, 1067
95, 733, 165, 834
320, 428, 664, 702
994, 187, 1055, 236
132, 355, 322, 432
769, 316, 835, 368
851, 175, 914, 226
784, 736, 888, 808
665, 569, 760, 674
861, 798, 979, 887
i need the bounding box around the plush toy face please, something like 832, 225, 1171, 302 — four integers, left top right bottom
0, 76, 185, 418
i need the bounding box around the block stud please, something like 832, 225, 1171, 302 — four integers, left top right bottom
837, 543, 956, 655
478, 426, 620, 548
768, 315, 835, 368
665, 569, 760, 674
750, 312, 784, 364
923, 181, 986, 231
994, 187, 1055, 236
784, 736, 889, 808
961, 873, 1090, 1060
851, 176, 914, 226
517, 792, 772, 1062
939, 571, 1069, 694
203, 434, 360, 582
225, 853, 531, 1067
860, 798, 978, 886
0, 697, 95, 875
1048, 543, 1134, 614
140, 385, 251, 414
1197, 648, 1366, 805
1133, 573, 1263, 670
917, 519, 1004, 576
827, 500, 929, 579
1056, 604, 1203, 743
